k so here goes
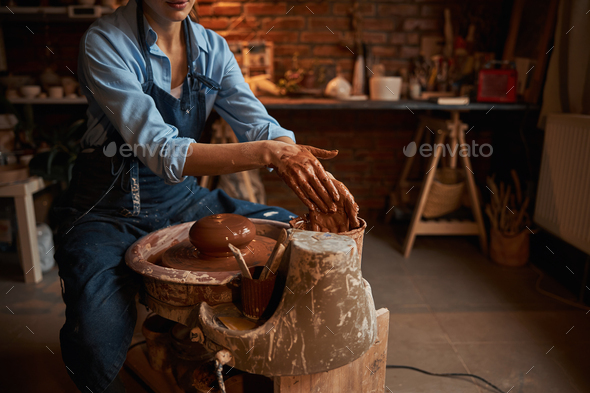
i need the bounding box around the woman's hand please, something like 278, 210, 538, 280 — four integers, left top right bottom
266, 142, 340, 213
309, 174, 360, 233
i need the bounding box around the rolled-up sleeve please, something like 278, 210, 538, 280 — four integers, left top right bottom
82, 30, 195, 184
212, 39, 296, 144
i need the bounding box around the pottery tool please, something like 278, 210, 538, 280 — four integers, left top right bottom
228, 243, 252, 279
260, 229, 288, 280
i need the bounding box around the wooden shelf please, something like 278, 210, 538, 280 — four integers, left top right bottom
7, 95, 533, 112
0, 6, 114, 21
259, 97, 533, 111
8, 97, 88, 104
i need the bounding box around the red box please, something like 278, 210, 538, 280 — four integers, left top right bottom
477, 68, 518, 103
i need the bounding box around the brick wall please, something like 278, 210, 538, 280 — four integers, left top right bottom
256, 109, 503, 221
2, 1, 505, 77
197, 0, 507, 220
3, 0, 510, 222
197, 0, 506, 81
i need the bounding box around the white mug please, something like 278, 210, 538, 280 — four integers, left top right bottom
48, 86, 64, 99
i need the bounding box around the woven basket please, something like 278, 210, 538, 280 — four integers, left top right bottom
422, 168, 465, 218
490, 228, 529, 267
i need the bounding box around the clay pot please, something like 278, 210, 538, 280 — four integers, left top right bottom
490, 228, 529, 267
300, 73, 316, 89
241, 266, 277, 319
189, 214, 256, 257
61, 77, 79, 96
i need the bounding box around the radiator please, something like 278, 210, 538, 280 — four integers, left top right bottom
534, 114, 590, 255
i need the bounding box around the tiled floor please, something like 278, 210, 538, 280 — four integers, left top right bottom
367, 225, 590, 393
1, 223, 588, 392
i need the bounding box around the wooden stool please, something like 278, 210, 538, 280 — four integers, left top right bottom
0, 176, 52, 283
393, 112, 488, 258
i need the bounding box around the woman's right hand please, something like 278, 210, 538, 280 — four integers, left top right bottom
265, 141, 340, 213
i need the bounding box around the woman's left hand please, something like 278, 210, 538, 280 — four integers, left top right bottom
267, 142, 340, 213
309, 173, 360, 233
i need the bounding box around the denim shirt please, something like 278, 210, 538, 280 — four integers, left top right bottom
78, 1, 295, 184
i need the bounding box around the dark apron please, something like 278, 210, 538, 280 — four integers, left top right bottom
67, 1, 221, 225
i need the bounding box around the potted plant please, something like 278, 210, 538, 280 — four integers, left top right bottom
28, 118, 86, 183
485, 171, 531, 266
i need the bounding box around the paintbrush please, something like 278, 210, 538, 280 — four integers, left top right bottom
228, 243, 252, 280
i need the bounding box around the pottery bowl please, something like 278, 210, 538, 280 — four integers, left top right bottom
20, 85, 41, 99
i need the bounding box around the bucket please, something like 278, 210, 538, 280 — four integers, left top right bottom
241, 266, 277, 319
490, 228, 529, 267
337, 218, 366, 263
290, 218, 367, 264
142, 313, 175, 371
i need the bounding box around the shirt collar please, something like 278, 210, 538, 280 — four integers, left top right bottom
131, 0, 208, 56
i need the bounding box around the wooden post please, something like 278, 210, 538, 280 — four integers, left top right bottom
402, 130, 446, 257
458, 129, 488, 254
274, 308, 389, 393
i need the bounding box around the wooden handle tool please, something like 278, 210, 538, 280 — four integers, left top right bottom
260, 229, 288, 280
228, 243, 252, 279
260, 244, 286, 280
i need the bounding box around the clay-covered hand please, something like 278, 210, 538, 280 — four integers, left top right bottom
309, 174, 360, 233
269, 143, 340, 213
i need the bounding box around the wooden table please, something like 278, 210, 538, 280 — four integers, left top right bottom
258, 97, 531, 112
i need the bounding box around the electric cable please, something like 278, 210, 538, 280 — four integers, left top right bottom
386, 364, 503, 393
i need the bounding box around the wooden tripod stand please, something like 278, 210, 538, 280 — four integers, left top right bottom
395, 112, 488, 258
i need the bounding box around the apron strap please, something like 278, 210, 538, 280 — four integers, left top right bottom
119, 158, 141, 217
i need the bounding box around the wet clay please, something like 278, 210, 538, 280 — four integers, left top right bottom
189, 214, 256, 257
271, 145, 340, 214
291, 178, 360, 233
162, 214, 276, 273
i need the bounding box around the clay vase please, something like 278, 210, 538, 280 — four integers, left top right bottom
61, 76, 79, 96
189, 213, 256, 257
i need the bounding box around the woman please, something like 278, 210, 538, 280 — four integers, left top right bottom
55, 0, 353, 391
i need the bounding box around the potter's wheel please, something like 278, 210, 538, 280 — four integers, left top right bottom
162, 238, 275, 272
161, 214, 276, 273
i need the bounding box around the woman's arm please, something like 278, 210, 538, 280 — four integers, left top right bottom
182, 139, 341, 213
181, 140, 271, 177
181, 134, 294, 177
